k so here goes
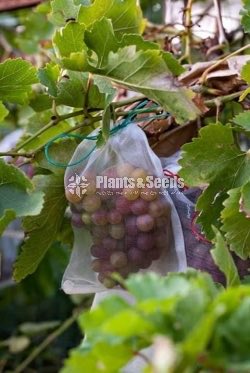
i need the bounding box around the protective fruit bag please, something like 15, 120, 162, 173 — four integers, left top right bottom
62, 123, 186, 293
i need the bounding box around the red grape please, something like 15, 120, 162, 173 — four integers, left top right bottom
91, 225, 108, 239
130, 198, 149, 215
110, 251, 128, 268
125, 216, 138, 236
136, 214, 154, 232
91, 258, 102, 272
116, 240, 125, 251
123, 187, 140, 201
71, 213, 84, 228
137, 232, 154, 251
125, 235, 137, 250
90, 245, 110, 259
149, 200, 166, 218
91, 209, 107, 226
116, 196, 132, 215
82, 195, 101, 213
140, 187, 158, 201
82, 212, 92, 225
65, 189, 82, 204
117, 163, 134, 177
102, 236, 117, 251
107, 210, 122, 224
127, 247, 144, 265
98, 273, 116, 288
131, 168, 148, 181
109, 224, 125, 240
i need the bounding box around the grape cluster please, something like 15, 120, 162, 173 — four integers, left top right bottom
66, 163, 170, 288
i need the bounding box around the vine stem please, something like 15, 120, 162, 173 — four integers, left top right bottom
14, 109, 85, 152
13, 306, 84, 373
0, 96, 145, 159
180, 0, 194, 64
200, 43, 250, 84
204, 90, 244, 107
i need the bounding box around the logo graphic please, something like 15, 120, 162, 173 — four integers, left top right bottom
67, 174, 89, 197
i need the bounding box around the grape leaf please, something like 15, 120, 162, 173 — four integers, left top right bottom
179, 124, 250, 239
35, 138, 77, 172
15, 11, 54, 54
85, 17, 184, 77
84, 18, 120, 68
0, 58, 38, 104
38, 62, 60, 96
241, 61, 250, 83
0, 101, 9, 121
49, 0, 81, 26
162, 51, 186, 76
179, 124, 240, 186
233, 111, 250, 131
13, 173, 67, 281
240, 182, 250, 218
53, 21, 88, 70
196, 176, 228, 239
122, 34, 160, 51
211, 227, 240, 286
221, 187, 250, 259
29, 93, 53, 112
56, 72, 115, 109
78, 0, 144, 37
0, 160, 44, 235
94, 46, 198, 124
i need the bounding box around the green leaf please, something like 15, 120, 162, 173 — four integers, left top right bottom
13, 173, 67, 281
211, 227, 240, 286
29, 94, 53, 112
0, 101, 9, 121
84, 17, 161, 68
241, 61, 250, 83
240, 182, 250, 218
233, 111, 250, 131
85, 18, 120, 68
38, 62, 60, 96
56, 72, 114, 109
0, 58, 38, 104
179, 124, 239, 186
49, 0, 81, 26
0, 160, 44, 235
162, 51, 186, 76
53, 21, 88, 70
221, 187, 250, 259
94, 46, 198, 124
78, 0, 144, 37
180, 124, 250, 239
35, 138, 77, 172
15, 11, 54, 54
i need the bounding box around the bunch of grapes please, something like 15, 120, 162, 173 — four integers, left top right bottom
66, 163, 170, 289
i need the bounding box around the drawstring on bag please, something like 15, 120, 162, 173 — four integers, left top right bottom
44, 100, 170, 168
